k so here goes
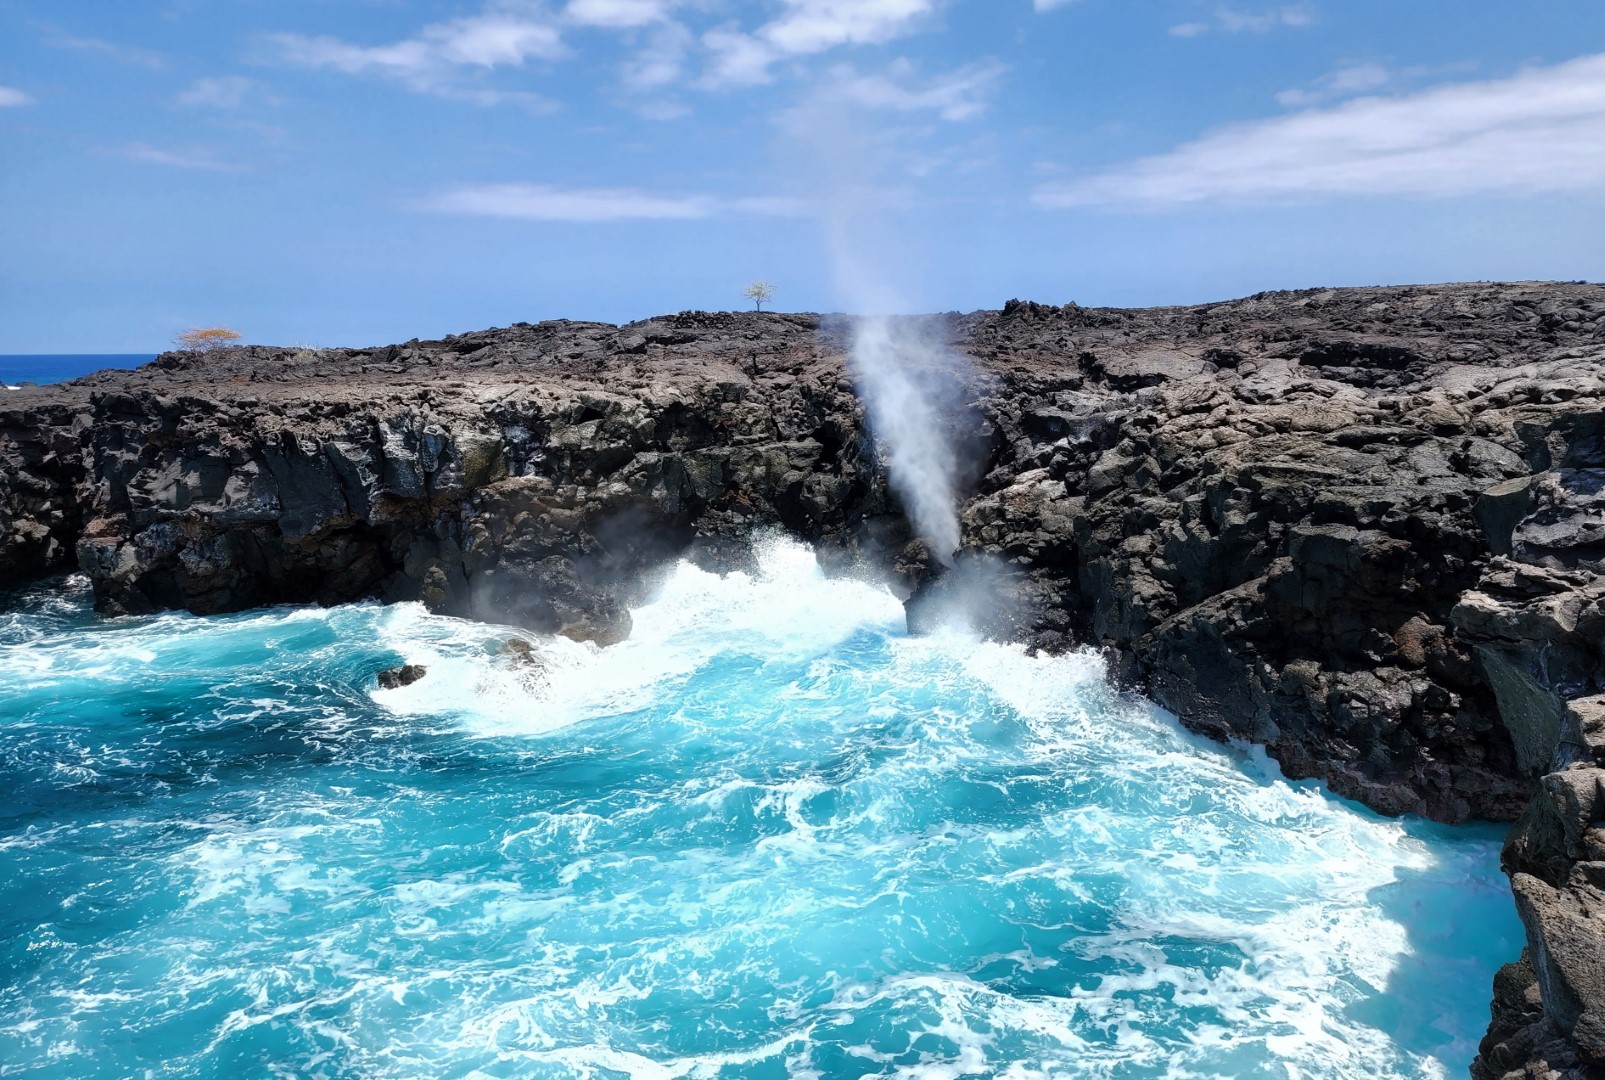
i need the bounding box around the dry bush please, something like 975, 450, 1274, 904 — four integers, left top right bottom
174, 326, 243, 351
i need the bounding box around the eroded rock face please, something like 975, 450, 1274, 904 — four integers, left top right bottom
4, 315, 902, 644
4, 283, 1605, 1074
1478, 745, 1605, 1078
964, 287, 1605, 827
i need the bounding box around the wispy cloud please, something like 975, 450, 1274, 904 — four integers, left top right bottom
825, 59, 1005, 121
436, 86, 558, 111
46, 34, 167, 69
177, 76, 258, 109
1274, 61, 1389, 107
564, 0, 676, 29
1033, 0, 1081, 10
414, 182, 803, 221
0, 86, 34, 107
701, 0, 938, 87
1273, 59, 1478, 107
621, 21, 692, 91
766, 0, 937, 53
263, 0, 709, 111
702, 28, 779, 86
271, 4, 564, 101
1170, 5, 1313, 38
118, 142, 246, 172
264, 0, 946, 109
1034, 51, 1605, 208
419, 183, 713, 221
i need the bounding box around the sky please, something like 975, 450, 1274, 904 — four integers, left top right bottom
1, 0, 1602, 351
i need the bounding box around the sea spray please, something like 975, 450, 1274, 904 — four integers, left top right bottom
847, 314, 969, 563
786, 96, 983, 566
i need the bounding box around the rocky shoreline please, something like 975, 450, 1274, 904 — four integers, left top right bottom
3, 281, 1603, 1075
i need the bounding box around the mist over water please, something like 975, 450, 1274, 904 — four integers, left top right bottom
0, 546, 1520, 1078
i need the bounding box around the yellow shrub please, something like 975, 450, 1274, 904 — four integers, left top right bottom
174, 326, 243, 351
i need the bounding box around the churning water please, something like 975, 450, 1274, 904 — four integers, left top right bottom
0, 539, 1518, 1078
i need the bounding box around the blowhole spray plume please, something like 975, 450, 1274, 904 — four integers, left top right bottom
848, 315, 965, 565
788, 98, 978, 566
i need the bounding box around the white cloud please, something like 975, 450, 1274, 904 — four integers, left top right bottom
0, 86, 33, 107
272, 5, 564, 99
564, 0, 674, 29
437, 86, 558, 111
766, 0, 936, 54
1217, 5, 1313, 31
177, 76, 257, 109
47, 34, 167, 69
418, 183, 713, 221
622, 22, 692, 91
701, 0, 937, 87
1169, 5, 1313, 37
1033, 0, 1080, 10
827, 59, 1004, 121
1275, 61, 1390, 106
702, 28, 779, 86
435, 13, 563, 65
118, 143, 244, 172
1034, 51, 1605, 208
414, 182, 804, 221
1274, 60, 1480, 107
266, 0, 940, 103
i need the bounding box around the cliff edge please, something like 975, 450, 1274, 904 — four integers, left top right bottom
3, 281, 1604, 1074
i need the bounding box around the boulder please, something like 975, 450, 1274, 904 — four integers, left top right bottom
376, 663, 426, 689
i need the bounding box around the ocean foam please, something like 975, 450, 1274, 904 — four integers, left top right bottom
0, 542, 1520, 1078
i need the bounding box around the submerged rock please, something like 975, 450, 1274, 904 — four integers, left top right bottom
499, 636, 537, 661
497, 634, 550, 693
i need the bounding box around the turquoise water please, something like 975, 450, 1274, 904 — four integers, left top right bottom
0, 540, 1519, 1078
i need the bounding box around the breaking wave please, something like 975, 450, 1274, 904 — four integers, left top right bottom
0, 539, 1519, 1078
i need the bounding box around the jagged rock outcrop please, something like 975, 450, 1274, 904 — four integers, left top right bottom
1476, 704, 1605, 1078
4, 315, 900, 645
3, 281, 1605, 1073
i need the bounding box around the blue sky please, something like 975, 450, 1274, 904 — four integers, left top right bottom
1, 0, 1602, 351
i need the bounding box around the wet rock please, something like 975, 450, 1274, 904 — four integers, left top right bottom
1473, 951, 1598, 1080
377, 663, 426, 689
499, 636, 536, 661
497, 635, 550, 693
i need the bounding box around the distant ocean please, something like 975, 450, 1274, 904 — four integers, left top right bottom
0, 354, 155, 387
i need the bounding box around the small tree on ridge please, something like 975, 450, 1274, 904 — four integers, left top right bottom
175, 326, 243, 352
743, 281, 775, 311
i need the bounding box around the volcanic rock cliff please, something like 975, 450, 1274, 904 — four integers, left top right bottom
3, 281, 1604, 1075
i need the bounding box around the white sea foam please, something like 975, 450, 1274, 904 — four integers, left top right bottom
372, 536, 905, 738
355, 542, 1501, 1075
0, 539, 1517, 1078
